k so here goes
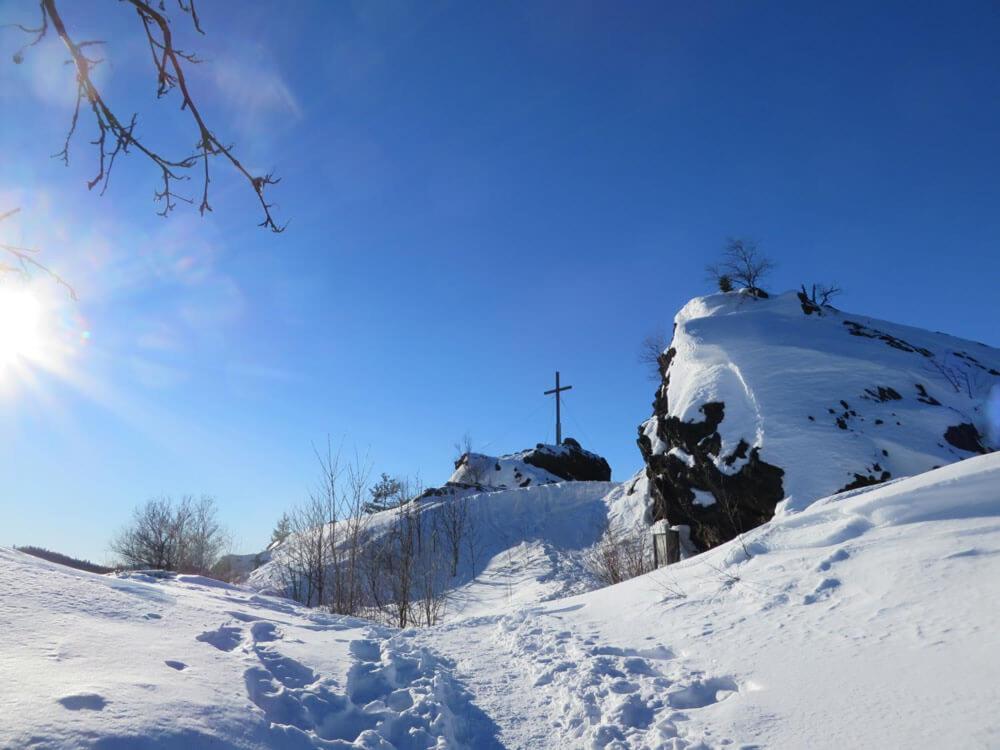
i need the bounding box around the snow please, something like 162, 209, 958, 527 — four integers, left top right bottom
4, 453, 1000, 748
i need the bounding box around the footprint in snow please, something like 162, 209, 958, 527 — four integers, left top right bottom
817, 548, 850, 572
803, 577, 841, 605
667, 677, 740, 709
58, 693, 107, 711
196, 625, 243, 651
250, 621, 280, 643
165, 660, 187, 671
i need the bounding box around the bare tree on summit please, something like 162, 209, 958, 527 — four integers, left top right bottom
706, 238, 775, 297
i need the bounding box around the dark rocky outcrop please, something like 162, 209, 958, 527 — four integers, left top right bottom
915, 384, 941, 406
842, 320, 933, 357
838, 467, 892, 493
637, 399, 785, 552
944, 423, 988, 454
521, 438, 612, 482
862, 386, 902, 403
797, 290, 822, 315
416, 482, 487, 501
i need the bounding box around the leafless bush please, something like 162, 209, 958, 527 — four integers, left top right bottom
437, 494, 471, 577
110, 495, 228, 575
273, 442, 371, 614
638, 329, 670, 383
453, 433, 488, 485
926, 352, 993, 400
464, 506, 483, 581
364, 477, 451, 628
800, 282, 842, 307
454, 433, 474, 459
584, 523, 653, 587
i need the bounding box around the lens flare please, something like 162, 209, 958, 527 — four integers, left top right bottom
987, 384, 1000, 449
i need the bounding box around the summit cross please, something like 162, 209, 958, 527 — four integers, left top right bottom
543, 371, 573, 446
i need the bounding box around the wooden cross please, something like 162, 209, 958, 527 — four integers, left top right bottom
543, 371, 573, 445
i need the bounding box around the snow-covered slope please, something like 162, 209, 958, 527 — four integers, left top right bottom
0, 551, 504, 749
639, 290, 1000, 550
246, 442, 616, 614
4, 454, 999, 748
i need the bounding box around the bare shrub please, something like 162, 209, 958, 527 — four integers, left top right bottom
799, 282, 843, 308
453, 434, 488, 485
638, 329, 670, 383
437, 494, 471, 578
584, 523, 653, 586
363, 477, 450, 627
273, 442, 371, 614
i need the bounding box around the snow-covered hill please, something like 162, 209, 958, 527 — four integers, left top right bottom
4, 453, 999, 748
639, 290, 1000, 551
249, 479, 627, 621
247, 441, 616, 616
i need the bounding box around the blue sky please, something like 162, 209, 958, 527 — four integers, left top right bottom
1, 0, 998, 561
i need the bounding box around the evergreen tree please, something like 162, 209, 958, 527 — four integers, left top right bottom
270, 513, 292, 548
364, 473, 406, 514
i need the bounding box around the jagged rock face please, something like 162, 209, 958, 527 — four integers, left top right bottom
638, 291, 1000, 555
520, 439, 612, 482
638, 401, 785, 550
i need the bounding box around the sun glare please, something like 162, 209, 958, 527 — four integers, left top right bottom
0, 287, 43, 367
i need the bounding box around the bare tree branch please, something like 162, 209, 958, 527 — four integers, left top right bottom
9, 0, 285, 232
0, 208, 76, 298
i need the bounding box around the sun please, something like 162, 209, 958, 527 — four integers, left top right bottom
0, 287, 43, 367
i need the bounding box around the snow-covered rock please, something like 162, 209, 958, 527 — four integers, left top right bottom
448, 439, 611, 490
638, 290, 1000, 551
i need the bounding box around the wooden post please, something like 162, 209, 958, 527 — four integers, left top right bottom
653, 527, 681, 567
